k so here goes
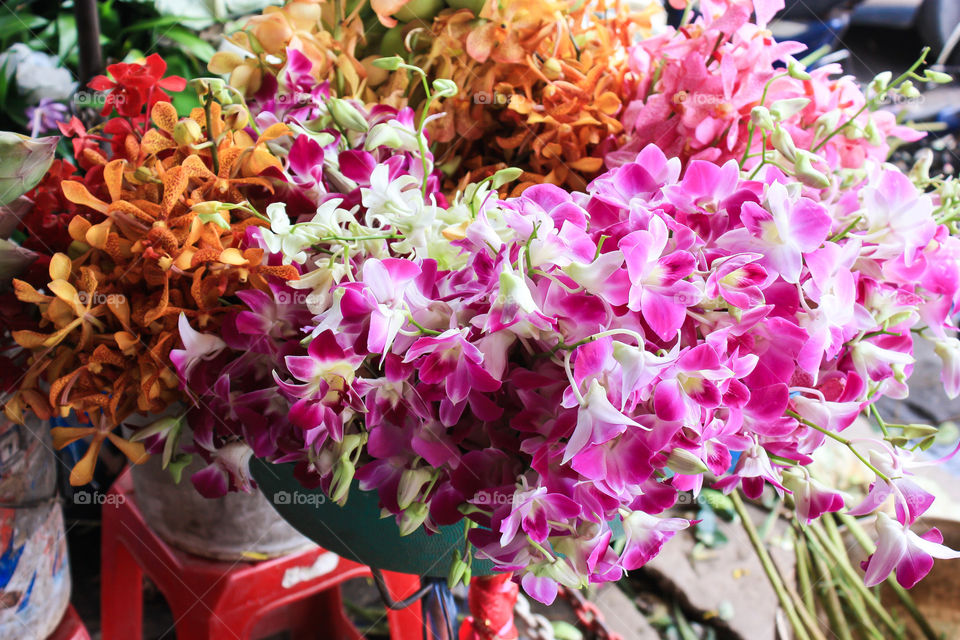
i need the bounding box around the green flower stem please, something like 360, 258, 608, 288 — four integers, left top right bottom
804, 527, 855, 640
828, 216, 863, 243
203, 93, 220, 175
808, 523, 905, 639
786, 411, 891, 482
730, 491, 812, 640
836, 513, 940, 640
806, 527, 884, 640
793, 529, 817, 616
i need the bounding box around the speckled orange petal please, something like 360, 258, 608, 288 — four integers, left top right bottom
62, 181, 110, 214
151, 101, 179, 134
104, 159, 125, 202
141, 129, 177, 156
182, 154, 216, 180
161, 166, 188, 215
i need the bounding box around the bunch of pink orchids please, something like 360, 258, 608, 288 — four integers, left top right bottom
162, 0, 960, 603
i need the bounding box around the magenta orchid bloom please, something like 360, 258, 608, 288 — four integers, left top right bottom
620, 215, 701, 340
862, 513, 960, 589
161, 0, 960, 601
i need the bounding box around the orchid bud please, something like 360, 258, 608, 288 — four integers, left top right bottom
222, 104, 249, 130
794, 151, 830, 189
173, 118, 203, 146
769, 97, 809, 121
787, 59, 811, 80
924, 69, 952, 84
447, 549, 467, 588
869, 71, 892, 95
327, 98, 369, 133
133, 166, 156, 183
189, 77, 226, 97
496, 267, 539, 319
491, 167, 524, 189
863, 117, 884, 146
373, 56, 404, 71
191, 201, 223, 215
365, 122, 419, 152
542, 57, 563, 80
432, 78, 458, 99
844, 121, 864, 139
813, 110, 841, 141
398, 467, 433, 510
750, 106, 775, 131
0, 133, 57, 206
909, 148, 934, 184
329, 458, 355, 505
934, 338, 960, 398
398, 501, 429, 536
899, 80, 921, 100
666, 448, 709, 475
540, 557, 585, 589
770, 126, 797, 162
838, 168, 866, 189
901, 424, 939, 439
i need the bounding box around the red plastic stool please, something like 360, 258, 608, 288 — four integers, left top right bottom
48, 605, 91, 640
100, 469, 424, 640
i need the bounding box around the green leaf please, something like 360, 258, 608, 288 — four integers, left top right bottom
163, 26, 216, 63
121, 15, 199, 34
161, 418, 183, 468
56, 13, 78, 65
0, 14, 48, 42
128, 415, 182, 441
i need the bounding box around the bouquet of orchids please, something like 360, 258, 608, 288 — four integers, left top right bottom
6, 0, 960, 613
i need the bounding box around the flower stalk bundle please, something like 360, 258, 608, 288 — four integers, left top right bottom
4, 0, 960, 620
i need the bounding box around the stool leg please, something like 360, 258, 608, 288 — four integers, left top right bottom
381, 572, 425, 640
100, 540, 143, 640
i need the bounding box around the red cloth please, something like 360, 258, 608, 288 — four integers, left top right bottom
459, 573, 519, 640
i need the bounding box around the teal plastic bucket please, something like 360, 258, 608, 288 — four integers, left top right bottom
250, 458, 496, 577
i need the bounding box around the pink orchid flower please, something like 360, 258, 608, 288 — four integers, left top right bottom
621, 215, 701, 340
862, 513, 960, 589
720, 181, 832, 283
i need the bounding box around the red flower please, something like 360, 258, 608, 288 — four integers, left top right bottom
58, 117, 104, 167
87, 53, 186, 117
